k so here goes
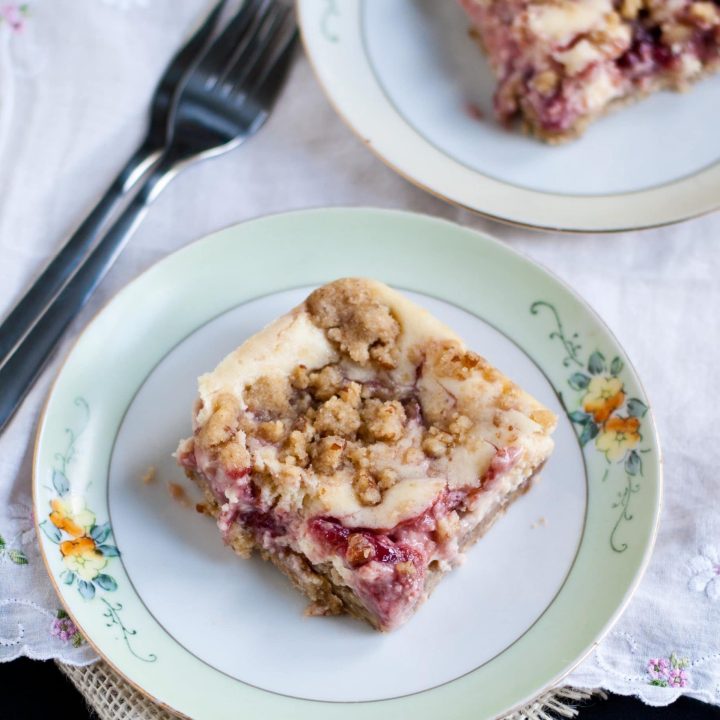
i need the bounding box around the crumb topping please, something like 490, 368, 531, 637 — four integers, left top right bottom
245, 375, 291, 417
185, 279, 556, 530
307, 278, 400, 368
360, 399, 406, 443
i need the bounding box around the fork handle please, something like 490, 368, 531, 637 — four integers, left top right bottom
0, 142, 161, 364
0, 152, 177, 433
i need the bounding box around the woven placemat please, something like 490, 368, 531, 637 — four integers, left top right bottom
58, 660, 602, 720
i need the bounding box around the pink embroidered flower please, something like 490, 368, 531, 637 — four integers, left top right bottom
0, 4, 28, 33
647, 657, 670, 679
50, 616, 77, 642
50, 610, 84, 647
668, 668, 688, 688
647, 653, 690, 688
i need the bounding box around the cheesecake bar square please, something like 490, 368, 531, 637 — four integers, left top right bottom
177, 279, 556, 631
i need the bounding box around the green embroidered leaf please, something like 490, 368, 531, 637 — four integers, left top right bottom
579, 422, 599, 446
39, 520, 61, 543
57, 609, 68, 619
98, 544, 120, 557
78, 580, 95, 600
610, 356, 624, 376
588, 351, 606, 375
8, 549, 28, 565
649, 679, 668, 687
63, 572, 76, 586
0, 534, 5, 550
627, 397, 648, 418
625, 450, 642, 476
568, 372, 591, 391
52, 469, 70, 496
71, 632, 85, 648
95, 574, 118, 592
568, 410, 592, 424
90, 522, 111, 544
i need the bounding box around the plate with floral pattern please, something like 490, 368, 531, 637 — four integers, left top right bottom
297, 0, 720, 232
33, 208, 661, 719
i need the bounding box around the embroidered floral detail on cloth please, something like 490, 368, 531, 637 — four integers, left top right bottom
0, 532, 28, 565
570, 630, 720, 706
50, 609, 84, 648
648, 654, 690, 688
0, 3, 29, 33
688, 546, 720, 601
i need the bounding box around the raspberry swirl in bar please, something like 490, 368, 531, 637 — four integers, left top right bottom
177, 279, 556, 631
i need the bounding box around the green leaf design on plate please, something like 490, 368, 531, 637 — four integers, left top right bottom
568, 410, 592, 424
568, 372, 591, 390
578, 421, 600, 446
610, 356, 624, 376
588, 351, 606, 375
98, 544, 120, 557
63, 571, 76, 585
78, 580, 96, 600
625, 450, 642, 476
95, 574, 118, 592
40, 520, 61, 543
52, 470, 69, 496
90, 522, 111, 544
627, 397, 648, 418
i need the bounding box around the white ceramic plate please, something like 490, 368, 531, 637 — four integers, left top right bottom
34, 209, 661, 719
297, 0, 720, 232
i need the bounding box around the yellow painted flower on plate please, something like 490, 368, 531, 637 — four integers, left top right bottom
596, 416, 641, 461
60, 536, 107, 581
583, 376, 625, 423
49, 497, 95, 538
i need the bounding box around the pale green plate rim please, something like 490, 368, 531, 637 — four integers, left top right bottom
33, 208, 662, 720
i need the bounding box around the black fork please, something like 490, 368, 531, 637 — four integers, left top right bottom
0, 0, 227, 363
0, 0, 298, 432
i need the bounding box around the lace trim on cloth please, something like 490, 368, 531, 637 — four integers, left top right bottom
57, 661, 603, 720
570, 630, 720, 707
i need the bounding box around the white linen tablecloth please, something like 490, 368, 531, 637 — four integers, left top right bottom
0, 0, 718, 707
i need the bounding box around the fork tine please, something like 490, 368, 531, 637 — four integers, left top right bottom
250, 27, 298, 104
224, 3, 293, 95
159, 0, 228, 87
194, 0, 264, 84
215, 0, 278, 87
